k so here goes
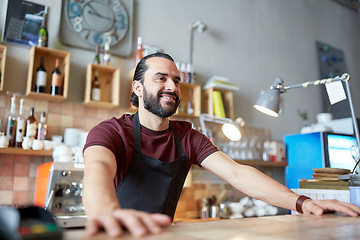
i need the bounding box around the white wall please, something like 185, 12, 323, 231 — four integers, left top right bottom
1, 0, 360, 140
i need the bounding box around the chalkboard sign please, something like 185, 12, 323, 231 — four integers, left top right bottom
2, 0, 46, 46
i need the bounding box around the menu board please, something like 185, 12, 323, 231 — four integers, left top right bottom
2, 0, 45, 46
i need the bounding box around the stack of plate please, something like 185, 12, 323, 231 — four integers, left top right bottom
299, 168, 351, 190
312, 168, 351, 180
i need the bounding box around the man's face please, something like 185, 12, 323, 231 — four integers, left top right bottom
141, 57, 181, 118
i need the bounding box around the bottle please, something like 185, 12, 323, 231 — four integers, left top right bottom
93, 44, 101, 64
6, 96, 17, 147
186, 63, 193, 83
37, 112, 47, 140
180, 63, 186, 83
91, 70, 101, 101
134, 36, 144, 66
15, 98, 25, 148
51, 58, 62, 95
25, 107, 37, 140
37, 7, 48, 47
103, 43, 111, 66
35, 56, 47, 93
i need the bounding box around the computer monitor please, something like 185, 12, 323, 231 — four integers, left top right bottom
323, 132, 357, 171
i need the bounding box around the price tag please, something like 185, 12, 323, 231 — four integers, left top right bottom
325, 81, 346, 105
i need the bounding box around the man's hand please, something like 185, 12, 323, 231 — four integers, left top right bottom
302, 199, 360, 217
85, 209, 172, 237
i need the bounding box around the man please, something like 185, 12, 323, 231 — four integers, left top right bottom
83, 53, 360, 237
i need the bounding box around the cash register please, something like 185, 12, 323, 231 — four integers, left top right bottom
34, 162, 87, 228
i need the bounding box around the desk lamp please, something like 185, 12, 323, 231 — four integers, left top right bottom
253, 73, 360, 174
199, 113, 244, 142
189, 20, 208, 65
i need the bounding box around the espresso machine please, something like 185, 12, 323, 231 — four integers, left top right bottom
35, 162, 87, 228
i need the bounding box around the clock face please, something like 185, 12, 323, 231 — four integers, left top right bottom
65, 0, 129, 47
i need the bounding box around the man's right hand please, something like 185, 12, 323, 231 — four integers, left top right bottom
85, 209, 172, 237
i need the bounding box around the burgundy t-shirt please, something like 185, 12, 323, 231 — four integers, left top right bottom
83, 114, 219, 188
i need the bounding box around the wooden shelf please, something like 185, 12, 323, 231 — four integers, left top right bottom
193, 159, 287, 169
175, 83, 201, 117
0, 45, 7, 91
26, 46, 70, 101
83, 63, 120, 108
234, 160, 288, 167
0, 147, 52, 156
202, 87, 234, 119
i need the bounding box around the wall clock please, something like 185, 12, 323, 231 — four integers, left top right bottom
60, 0, 133, 57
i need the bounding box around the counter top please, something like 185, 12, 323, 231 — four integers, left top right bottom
64, 213, 360, 240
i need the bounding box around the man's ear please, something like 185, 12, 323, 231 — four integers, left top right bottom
133, 81, 143, 97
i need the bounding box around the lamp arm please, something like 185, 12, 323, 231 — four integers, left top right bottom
280, 73, 360, 163
344, 81, 360, 158
282, 73, 349, 91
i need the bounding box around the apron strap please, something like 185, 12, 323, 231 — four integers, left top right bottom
169, 125, 186, 158
133, 112, 141, 154
133, 112, 186, 158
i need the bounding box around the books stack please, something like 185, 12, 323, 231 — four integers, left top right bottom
299, 168, 350, 190
203, 75, 239, 91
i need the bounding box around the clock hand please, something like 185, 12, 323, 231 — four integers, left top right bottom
87, 9, 113, 21
87, 9, 124, 24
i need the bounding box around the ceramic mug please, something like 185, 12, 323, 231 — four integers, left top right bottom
0, 135, 9, 148
32, 139, 44, 150
44, 140, 52, 150
22, 137, 33, 149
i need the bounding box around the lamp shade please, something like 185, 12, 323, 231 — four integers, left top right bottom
222, 123, 241, 141
253, 88, 281, 117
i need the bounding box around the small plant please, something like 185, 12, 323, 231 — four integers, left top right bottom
297, 109, 309, 127
297, 109, 308, 121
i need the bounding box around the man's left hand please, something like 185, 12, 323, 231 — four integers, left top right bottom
302, 199, 360, 217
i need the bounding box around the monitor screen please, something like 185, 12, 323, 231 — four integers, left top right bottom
324, 133, 357, 171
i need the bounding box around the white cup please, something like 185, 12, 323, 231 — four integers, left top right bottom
316, 113, 332, 123
64, 128, 81, 147
0, 135, 9, 148
44, 140, 53, 150
51, 135, 63, 143
22, 137, 33, 149
32, 139, 44, 150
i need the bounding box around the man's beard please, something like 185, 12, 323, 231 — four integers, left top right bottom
143, 87, 180, 118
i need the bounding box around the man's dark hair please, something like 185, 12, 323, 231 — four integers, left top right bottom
130, 52, 175, 107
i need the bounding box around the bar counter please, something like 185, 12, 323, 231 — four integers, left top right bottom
64, 213, 360, 240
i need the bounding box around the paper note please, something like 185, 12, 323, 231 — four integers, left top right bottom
325, 81, 346, 105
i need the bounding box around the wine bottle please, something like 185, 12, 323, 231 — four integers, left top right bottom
91, 70, 101, 101
35, 56, 47, 93
103, 43, 111, 66
6, 96, 17, 147
134, 36, 144, 67
51, 58, 62, 95
37, 112, 47, 140
25, 107, 37, 140
15, 98, 25, 148
93, 44, 101, 64
37, 7, 48, 47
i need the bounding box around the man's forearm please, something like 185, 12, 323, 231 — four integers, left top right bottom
83, 160, 120, 218
230, 164, 298, 210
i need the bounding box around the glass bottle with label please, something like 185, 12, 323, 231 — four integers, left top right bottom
15, 98, 25, 148
51, 58, 62, 95
91, 70, 101, 101
35, 56, 47, 93
93, 44, 101, 64
25, 107, 37, 140
37, 112, 47, 140
134, 36, 144, 67
103, 43, 111, 66
6, 96, 17, 147
37, 7, 48, 47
